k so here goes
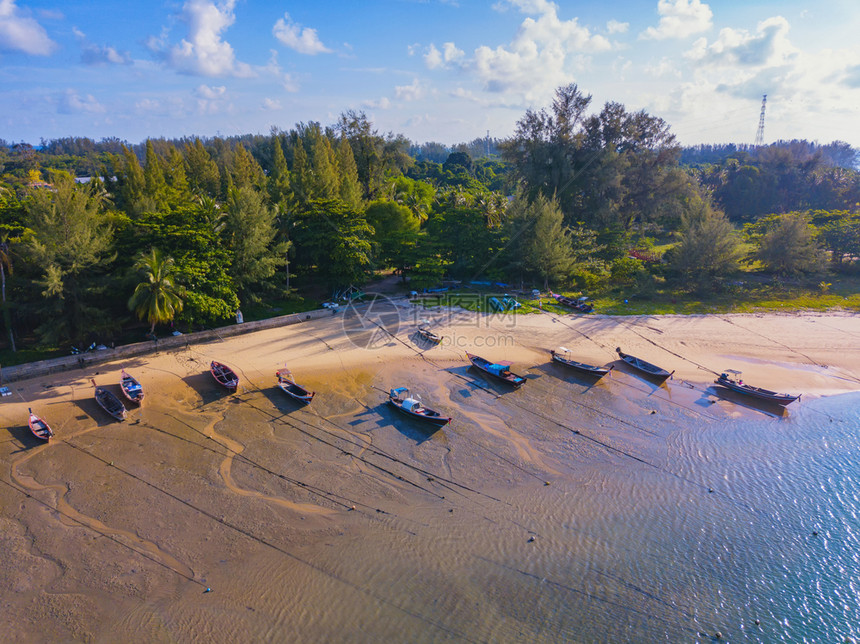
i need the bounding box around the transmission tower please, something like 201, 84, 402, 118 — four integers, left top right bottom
754, 94, 767, 147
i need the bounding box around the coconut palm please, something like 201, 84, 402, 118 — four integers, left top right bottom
128, 249, 184, 335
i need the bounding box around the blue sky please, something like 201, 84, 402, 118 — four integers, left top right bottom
2, 0, 859, 147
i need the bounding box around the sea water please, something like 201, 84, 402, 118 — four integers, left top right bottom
94, 372, 860, 643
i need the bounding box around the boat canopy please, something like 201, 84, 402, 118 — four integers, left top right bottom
390, 387, 409, 398
488, 364, 509, 375
402, 398, 422, 412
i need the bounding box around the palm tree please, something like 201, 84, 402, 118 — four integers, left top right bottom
128, 249, 184, 335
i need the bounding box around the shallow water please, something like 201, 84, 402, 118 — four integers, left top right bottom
154, 365, 860, 643
5, 357, 859, 643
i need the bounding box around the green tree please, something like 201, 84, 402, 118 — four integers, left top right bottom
128, 249, 184, 334
164, 145, 191, 206
365, 199, 420, 276
115, 145, 145, 214
143, 139, 168, 209
290, 137, 312, 204
230, 144, 264, 191
291, 198, 374, 288
505, 193, 577, 290
24, 171, 115, 344
184, 139, 221, 198
749, 213, 827, 275
306, 125, 339, 199
667, 197, 742, 289
815, 211, 860, 266
336, 137, 362, 210
268, 136, 292, 208
0, 231, 16, 351
336, 110, 412, 200
224, 186, 288, 299
131, 205, 239, 326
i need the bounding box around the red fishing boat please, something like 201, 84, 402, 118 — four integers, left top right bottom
28, 408, 54, 440
210, 361, 239, 391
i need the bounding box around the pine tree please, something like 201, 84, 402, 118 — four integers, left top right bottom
290, 137, 311, 204
268, 136, 292, 207
184, 139, 221, 198
336, 138, 362, 209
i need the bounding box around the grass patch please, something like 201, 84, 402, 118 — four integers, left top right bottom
0, 347, 66, 368
411, 273, 860, 318
240, 296, 321, 322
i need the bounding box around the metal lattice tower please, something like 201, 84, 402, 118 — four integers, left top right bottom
754, 94, 767, 146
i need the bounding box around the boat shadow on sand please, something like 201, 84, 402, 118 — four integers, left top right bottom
375, 403, 440, 444
259, 386, 310, 415
4, 424, 50, 450
71, 394, 127, 426
534, 361, 610, 391
182, 372, 238, 406
448, 365, 536, 396
411, 330, 441, 349
612, 360, 673, 391
706, 385, 790, 418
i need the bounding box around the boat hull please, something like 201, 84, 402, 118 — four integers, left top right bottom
550, 294, 593, 313
616, 348, 672, 379
28, 413, 53, 440
387, 400, 451, 426
418, 328, 442, 344
467, 353, 526, 388
550, 351, 611, 377
277, 381, 315, 404
120, 370, 144, 404
211, 361, 239, 391
95, 389, 127, 421
714, 377, 799, 406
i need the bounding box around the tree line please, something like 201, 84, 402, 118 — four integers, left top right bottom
1, 87, 858, 354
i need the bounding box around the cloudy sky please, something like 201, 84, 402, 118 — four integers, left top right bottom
1, 0, 859, 147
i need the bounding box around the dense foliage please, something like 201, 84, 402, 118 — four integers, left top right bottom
1, 87, 858, 353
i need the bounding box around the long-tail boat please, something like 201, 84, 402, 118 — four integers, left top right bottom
615, 347, 673, 380
92, 379, 127, 421
467, 352, 526, 388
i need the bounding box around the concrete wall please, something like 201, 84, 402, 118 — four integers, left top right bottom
0, 307, 339, 385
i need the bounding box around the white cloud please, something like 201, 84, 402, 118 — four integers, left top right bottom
433, 0, 613, 102
686, 16, 797, 67
442, 42, 465, 65
424, 44, 443, 69
151, 0, 254, 77
261, 97, 281, 110
644, 57, 680, 78
0, 0, 57, 55
395, 78, 426, 101
194, 84, 226, 99
74, 27, 130, 65
58, 89, 105, 114
362, 97, 391, 109
282, 73, 299, 93
641, 0, 712, 40
423, 41, 465, 70
607, 19, 629, 35
135, 98, 162, 112
273, 12, 331, 55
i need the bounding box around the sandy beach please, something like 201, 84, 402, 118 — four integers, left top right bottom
2, 306, 859, 642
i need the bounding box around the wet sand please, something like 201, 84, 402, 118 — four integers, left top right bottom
1, 308, 859, 642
